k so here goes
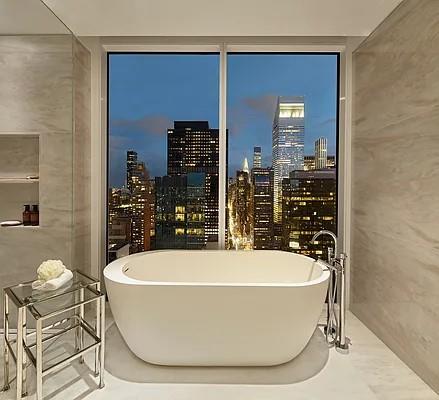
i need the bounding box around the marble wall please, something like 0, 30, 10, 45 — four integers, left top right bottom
0, 35, 91, 324
351, 0, 439, 392
0, 35, 73, 295
73, 38, 92, 273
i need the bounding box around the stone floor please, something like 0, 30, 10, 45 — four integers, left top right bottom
1, 309, 438, 400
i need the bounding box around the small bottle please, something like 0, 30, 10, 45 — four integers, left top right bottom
23, 205, 31, 226
30, 204, 39, 226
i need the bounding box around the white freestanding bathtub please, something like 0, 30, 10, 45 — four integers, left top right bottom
104, 250, 329, 367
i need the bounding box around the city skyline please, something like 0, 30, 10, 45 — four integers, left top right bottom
108, 53, 338, 259
109, 53, 337, 187
108, 115, 337, 257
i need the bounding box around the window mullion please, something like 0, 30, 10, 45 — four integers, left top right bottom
218, 43, 227, 249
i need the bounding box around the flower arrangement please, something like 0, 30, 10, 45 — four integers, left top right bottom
37, 259, 66, 281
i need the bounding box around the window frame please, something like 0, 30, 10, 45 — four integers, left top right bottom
98, 39, 351, 300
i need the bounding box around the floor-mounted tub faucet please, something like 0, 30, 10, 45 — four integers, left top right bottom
311, 230, 350, 353
311, 230, 337, 265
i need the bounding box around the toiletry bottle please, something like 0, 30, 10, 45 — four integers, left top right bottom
23, 205, 31, 226
31, 204, 39, 226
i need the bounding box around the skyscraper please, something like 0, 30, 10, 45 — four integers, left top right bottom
108, 187, 132, 247
315, 137, 328, 170
253, 146, 262, 168
167, 121, 224, 242
129, 160, 151, 252
227, 159, 253, 250
281, 169, 336, 258
126, 150, 138, 194
154, 173, 206, 249
304, 154, 336, 170
252, 167, 274, 250
272, 96, 305, 222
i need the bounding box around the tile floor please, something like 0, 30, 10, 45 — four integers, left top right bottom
1, 309, 438, 400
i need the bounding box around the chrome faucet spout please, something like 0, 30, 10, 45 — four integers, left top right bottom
310, 230, 338, 258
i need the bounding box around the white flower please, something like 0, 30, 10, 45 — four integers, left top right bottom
37, 260, 66, 281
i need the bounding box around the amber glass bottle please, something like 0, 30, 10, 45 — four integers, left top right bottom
23, 205, 31, 226
30, 204, 39, 226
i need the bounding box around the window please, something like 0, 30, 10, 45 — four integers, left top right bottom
226, 53, 339, 257
107, 53, 219, 262
107, 50, 340, 262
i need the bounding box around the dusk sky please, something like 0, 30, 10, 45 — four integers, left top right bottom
109, 53, 338, 187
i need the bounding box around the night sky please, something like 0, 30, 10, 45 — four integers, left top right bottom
109, 53, 338, 188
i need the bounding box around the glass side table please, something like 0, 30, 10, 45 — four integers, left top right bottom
2, 270, 105, 400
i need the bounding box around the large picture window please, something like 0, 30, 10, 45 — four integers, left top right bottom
107, 51, 339, 262
226, 53, 339, 257
107, 53, 220, 262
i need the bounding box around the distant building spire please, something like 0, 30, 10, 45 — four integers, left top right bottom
242, 157, 249, 174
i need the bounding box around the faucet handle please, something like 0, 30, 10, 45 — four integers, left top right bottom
327, 246, 334, 262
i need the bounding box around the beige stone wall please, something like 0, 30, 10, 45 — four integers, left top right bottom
0, 35, 73, 294
0, 35, 91, 324
73, 38, 92, 274
351, 0, 439, 392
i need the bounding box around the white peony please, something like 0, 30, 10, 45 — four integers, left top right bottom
37, 260, 66, 282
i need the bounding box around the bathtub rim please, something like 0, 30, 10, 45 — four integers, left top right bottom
104, 250, 330, 288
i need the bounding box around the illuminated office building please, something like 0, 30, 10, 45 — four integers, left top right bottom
108, 151, 154, 254
252, 167, 274, 250
281, 169, 336, 258
108, 187, 132, 260
272, 96, 305, 222
253, 146, 262, 168
227, 159, 253, 250
155, 173, 206, 249
126, 150, 139, 194
327, 155, 336, 169
304, 155, 336, 170
147, 178, 156, 249
167, 121, 225, 243
315, 137, 328, 170
129, 159, 151, 252
108, 187, 132, 241
304, 155, 315, 171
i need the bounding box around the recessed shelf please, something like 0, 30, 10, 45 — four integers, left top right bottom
0, 178, 39, 184
0, 135, 40, 223
0, 225, 40, 229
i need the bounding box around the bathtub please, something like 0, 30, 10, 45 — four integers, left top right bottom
104, 250, 329, 367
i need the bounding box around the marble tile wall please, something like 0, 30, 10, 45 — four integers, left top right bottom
0, 135, 39, 177
73, 38, 92, 275
351, 0, 439, 393
0, 36, 73, 133
0, 35, 92, 325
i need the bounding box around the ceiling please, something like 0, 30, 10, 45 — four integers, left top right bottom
39, 0, 403, 37
0, 0, 70, 34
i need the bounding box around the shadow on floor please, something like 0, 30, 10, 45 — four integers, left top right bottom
105, 323, 329, 385
1, 342, 99, 400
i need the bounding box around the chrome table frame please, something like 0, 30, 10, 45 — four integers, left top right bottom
2, 270, 105, 400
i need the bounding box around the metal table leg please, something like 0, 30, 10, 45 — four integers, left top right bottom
16, 307, 23, 400
79, 288, 84, 363
36, 318, 43, 400
74, 290, 80, 354
22, 309, 27, 397
2, 291, 10, 391
99, 296, 105, 389
94, 283, 101, 377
